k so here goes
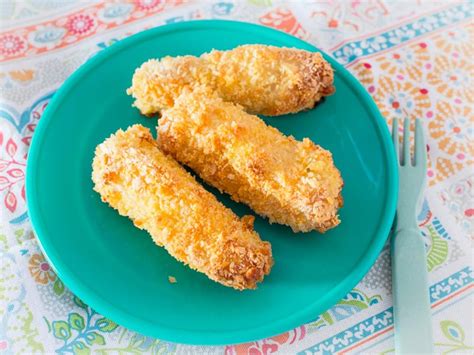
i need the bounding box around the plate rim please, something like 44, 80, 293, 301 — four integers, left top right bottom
26, 19, 398, 345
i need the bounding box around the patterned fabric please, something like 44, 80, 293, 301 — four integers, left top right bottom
1, 0, 472, 353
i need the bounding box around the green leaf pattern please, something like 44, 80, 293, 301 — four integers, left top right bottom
69, 313, 85, 331
441, 320, 465, 342
309, 289, 382, 330
248, 0, 272, 6
85, 332, 105, 346
72, 341, 90, 355
426, 225, 449, 272
53, 278, 65, 296
95, 317, 119, 332
52, 321, 71, 340
435, 320, 474, 354
73, 296, 88, 309
48, 299, 113, 353
47, 297, 175, 354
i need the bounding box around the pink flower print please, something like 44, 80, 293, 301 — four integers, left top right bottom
0, 340, 8, 351
28, 253, 57, 285
135, 0, 162, 11
0, 34, 26, 57
66, 14, 95, 35
0, 135, 25, 213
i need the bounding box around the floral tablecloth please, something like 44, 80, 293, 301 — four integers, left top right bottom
0, 1, 473, 354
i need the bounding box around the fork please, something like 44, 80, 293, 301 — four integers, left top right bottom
391, 118, 434, 354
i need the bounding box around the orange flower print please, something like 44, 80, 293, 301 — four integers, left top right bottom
260, 8, 308, 39
225, 326, 306, 355
427, 156, 465, 187
373, 76, 431, 122
28, 253, 56, 285
433, 25, 473, 58
427, 56, 473, 103
9, 69, 35, 82
429, 101, 474, 158
350, 61, 375, 88
374, 42, 430, 81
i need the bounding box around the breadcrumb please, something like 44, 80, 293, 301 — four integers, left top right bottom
127, 44, 334, 116
158, 89, 343, 233
92, 125, 273, 290
168, 276, 177, 284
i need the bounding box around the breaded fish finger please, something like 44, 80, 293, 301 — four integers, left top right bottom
92, 125, 273, 290
127, 44, 334, 116
202, 45, 335, 116
158, 89, 343, 233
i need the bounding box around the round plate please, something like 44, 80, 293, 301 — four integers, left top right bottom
27, 20, 397, 345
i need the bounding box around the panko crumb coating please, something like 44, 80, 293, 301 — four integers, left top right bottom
127, 44, 334, 116
92, 125, 273, 290
158, 89, 343, 233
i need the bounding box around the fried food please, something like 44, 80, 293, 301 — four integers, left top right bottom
158, 89, 343, 233
127, 44, 334, 116
92, 125, 273, 290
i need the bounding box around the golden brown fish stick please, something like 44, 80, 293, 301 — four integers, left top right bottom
158, 89, 343, 233
92, 125, 273, 290
127, 44, 334, 116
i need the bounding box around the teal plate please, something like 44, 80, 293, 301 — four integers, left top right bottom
27, 20, 397, 345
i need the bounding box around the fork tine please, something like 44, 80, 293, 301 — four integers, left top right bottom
402, 118, 411, 166
392, 118, 399, 163
414, 118, 427, 167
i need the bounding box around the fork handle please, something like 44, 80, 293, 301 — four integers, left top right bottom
392, 227, 434, 354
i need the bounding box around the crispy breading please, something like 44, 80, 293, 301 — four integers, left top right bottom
127, 56, 214, 116
127, 44, 334, 116
92, 125, 273, 290
202, 45, 335, 116
158, 89, 343, 233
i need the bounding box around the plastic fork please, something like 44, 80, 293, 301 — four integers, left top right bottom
391, 118, 434, 354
